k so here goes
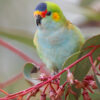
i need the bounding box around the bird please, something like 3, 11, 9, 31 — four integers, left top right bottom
33, 1, 85, 73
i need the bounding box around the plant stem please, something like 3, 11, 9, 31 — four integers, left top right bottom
0, 38, 40, 67
0, 39, 50, 74
0, 89, 9, 95
89, 55, 100, 75
0, 38, 50, 88
1, 45, 100, 99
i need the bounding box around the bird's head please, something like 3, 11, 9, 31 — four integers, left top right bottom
34, 1, 66, 29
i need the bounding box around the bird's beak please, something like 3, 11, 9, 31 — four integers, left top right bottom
36, 15, 42, 26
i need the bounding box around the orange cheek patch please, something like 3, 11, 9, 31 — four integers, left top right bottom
52, 12, 60, 21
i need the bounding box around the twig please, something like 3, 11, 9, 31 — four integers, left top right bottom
0, 89, 9, 95
0, 38, 41, 67
0, 38, 50, 88
89, 55, 100, 75
1, 45, 100, 99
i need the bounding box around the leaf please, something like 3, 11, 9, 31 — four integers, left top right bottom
73, 34, 100, 98
60, 34, 100, 100
23, 63, 41, 85
60, 51, 81, 100
74, 34, 100, 80
60, 51, 81, 85
23, 63, 51, 100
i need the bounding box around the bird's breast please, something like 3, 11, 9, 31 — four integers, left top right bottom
37, 27, 68, 47
36, 28, 80, 69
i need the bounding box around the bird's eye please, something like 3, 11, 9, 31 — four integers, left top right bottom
46, 11, 51, 16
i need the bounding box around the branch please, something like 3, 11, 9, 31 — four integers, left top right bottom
0, 38, 50, 88
0, 89, 9, 96
1, 45, 100, 99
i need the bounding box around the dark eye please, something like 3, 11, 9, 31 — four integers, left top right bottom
46, 11, 51, 16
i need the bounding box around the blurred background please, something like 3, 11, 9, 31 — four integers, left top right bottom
0, 0, 100, 99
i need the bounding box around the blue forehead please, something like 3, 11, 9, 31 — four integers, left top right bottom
35, 3, 47, 11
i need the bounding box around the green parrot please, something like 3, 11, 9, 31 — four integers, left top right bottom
33, 1, 85, 72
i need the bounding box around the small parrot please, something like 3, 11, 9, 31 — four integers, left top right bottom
33, 1, 85, 72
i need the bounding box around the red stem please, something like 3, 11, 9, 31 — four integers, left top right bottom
1, 45, 100, 99
0, 39, 50, 75
0, 89, 9, 96
0, 39, 50, 88
63, 81, 68, 87
89, 55, 100, 75
43, 84, 49, 94
0, 39, 100, 99
89, 56, 97, 73
50, 83, 56, 93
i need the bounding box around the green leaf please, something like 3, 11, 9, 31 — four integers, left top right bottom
23, 63, 40, 85
60, 51, 81, 85
73, 34, 100, 98
60, 51, 81, 100
23, 63, 51, 100
60, 34, 100, 100
74, 34, 100, 80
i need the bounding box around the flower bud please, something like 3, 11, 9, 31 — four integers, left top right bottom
84, 75, 94, 81
49, 90, 56, 100
40, 93, 46, 100
55, 86, 65, 99
67, 70, 74, 84
40, 73, 48, 81
90, 81, 98, 89
74, 80, 84, 89
82, 90, 91, 100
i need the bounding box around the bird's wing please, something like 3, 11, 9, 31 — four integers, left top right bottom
66, 20, 85, 45
66, 20, 74, 30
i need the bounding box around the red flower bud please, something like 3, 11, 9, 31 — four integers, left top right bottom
90, 81, 98, 89
82, 90, 91, 100
84, 75, 94, 81
83, 80, 89, 87
74, 80, 84, 89
39, 73, 50, 81
49, 90, 56, 100
40, 93, 46, 100
55, 86, 65, 99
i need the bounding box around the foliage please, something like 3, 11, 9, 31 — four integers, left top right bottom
0, 33, 100, 100
0, 0, 100, 100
